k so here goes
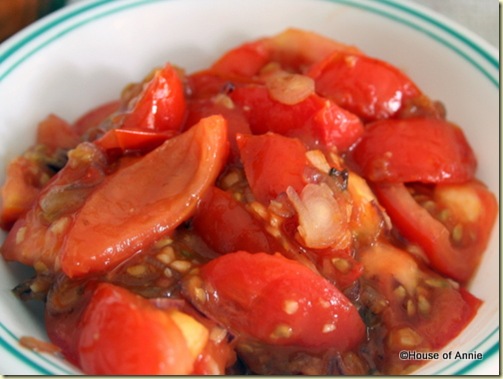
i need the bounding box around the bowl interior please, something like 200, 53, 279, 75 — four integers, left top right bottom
0, 0, 499, 375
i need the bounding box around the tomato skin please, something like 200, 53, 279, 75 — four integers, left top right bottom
2, 116, 228, 276
308, 51, 422, 121
121, 63, 187, 133
211, 39, 271, 78
193, 186, 283, 254
78, 283, 193, 375
372, 181, 497, 283
211, 28, 360, 78
231, 85, 363, 151
237, 132, 308, 204
183, 251, 365, 351
94, 128, 171, 154
351, 118, 477, 184
61, 115, 228, 277
0, 156, 52, 230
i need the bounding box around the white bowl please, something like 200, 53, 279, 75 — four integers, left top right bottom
0, 0, 498, 375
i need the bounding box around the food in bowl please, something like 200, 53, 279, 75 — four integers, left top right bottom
0, 28, 497, 375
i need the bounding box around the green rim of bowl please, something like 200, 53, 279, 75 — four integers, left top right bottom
0, 0, 498, 375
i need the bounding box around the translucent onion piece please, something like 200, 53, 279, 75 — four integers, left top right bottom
286, 182, 351, 249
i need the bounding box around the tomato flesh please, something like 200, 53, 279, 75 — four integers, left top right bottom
183, 251, 365, 351
193, 186, 283, 254
36, 114, 80, 150
237, 132, 308, 204
61, 115, 228, 277
121, 63, 187, 133
308, 51, 422, 121
372, 181, 497, 282
351, 117, 477, 183
78, 283, 194, 375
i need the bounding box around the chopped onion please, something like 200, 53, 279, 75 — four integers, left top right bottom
266, 71, 315, 105
286, 183, 351, 249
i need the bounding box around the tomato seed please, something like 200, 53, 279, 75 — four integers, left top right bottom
15, 226, 27, 245
126, 264, 147, 277
170, 260, 191, 273
283, 300, 299, 315
270, 324, 293, 339
417, 295, 431, 315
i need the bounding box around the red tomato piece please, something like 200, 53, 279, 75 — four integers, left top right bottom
0, 156, 52, 230
36, 114, 80, 150
185, 98, 251, 163
192, 186, 283, 254
61, 115, 228, 277
158, 299, 237, 375
211, 39, 271, 78
2, 116, 228, 277
372, 181, 497, 282
78, 283, 194, 375
351, 117, 477, 184
231, 85, 363, 151
183, 251, 365, 351
121, 63, 187, 133
308, 51, 422, 121
236, 132, 307, 204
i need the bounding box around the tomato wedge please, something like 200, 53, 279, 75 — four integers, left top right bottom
372, 181, 497, 282
61, 115, 228, 277
193, 186, 283, 254
78, 283, 197, 375
351, 117, 477, 183
211, 39, 271, 78
0, 156, 51, 230
236, 132, 308, 204
2, 116, 228, 277
308, 51, 424, 121
121, 63, 187, 133
182, 251, 365, 351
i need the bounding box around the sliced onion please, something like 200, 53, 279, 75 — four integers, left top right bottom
266, 71, 315, 105
286, 183, 351, 249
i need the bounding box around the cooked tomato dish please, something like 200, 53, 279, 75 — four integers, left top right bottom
0, 29, 497, 375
